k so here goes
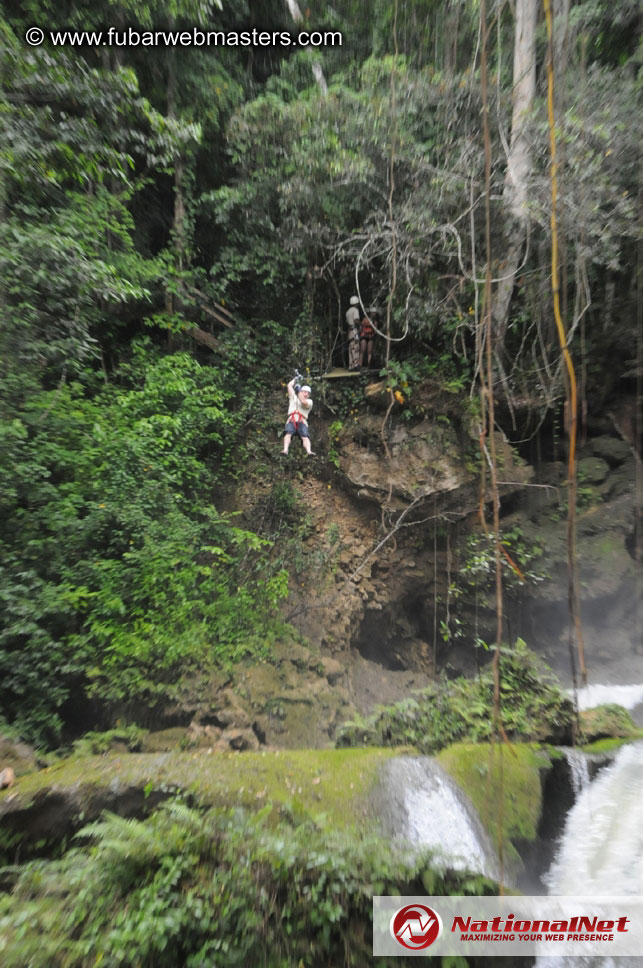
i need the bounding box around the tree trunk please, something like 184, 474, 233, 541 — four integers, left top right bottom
165, 41, 187, 321
284, 0, 328, 93
553, 0, 571, 93
186, 326, 218, 352
494, 0, 537, 353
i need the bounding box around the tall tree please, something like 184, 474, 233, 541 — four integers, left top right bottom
493, 0, 537, 356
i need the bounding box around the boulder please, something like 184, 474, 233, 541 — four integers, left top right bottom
206, 688, 253, 730
597, 460, 636, 500
187, 723, 223, 747
590, 435, 631, 466
339, 416, 531, 514
577, 456, 610, 484
213, 705, 251, 729
141, 728, 190, 752
215, 728, 261, 752
0, 735, 37, 776
538, 461, 566, 486
579, 704, 641, 743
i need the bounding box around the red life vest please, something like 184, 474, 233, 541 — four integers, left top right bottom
360, 317, 375, 338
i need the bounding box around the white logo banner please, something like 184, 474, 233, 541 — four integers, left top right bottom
373, 895, 643, 957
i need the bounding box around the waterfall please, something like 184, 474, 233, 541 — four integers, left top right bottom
376, 756, 499, 881
563, 748, 590, 796
536, 742, 643, 968
545, 741, 643, 897
573, 683, 643, 712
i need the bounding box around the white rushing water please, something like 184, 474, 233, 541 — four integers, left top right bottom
537, 741, 643, 968
378, 757, 499, 881
573, 683, 643, 712
563, 747, 590, 797
545, 741, 643, 896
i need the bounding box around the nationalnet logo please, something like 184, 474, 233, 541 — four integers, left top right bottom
374, 896, 643, 958
389, 903, 442, 950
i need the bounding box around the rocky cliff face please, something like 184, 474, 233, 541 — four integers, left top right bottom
176, 405, 530, 745
504, 436, 642, 688
171, 397, 641, 749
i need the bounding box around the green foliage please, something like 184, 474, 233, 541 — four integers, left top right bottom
380, 358, 421, 397
327, 419, 344, 467
0, 799, 495, 967
0, 21, 194, 388
439, 527, 547, 646
337, 640, 574, 753
459, 527, 546, 593
1, 23, 274, 744
0, 349, 289, 743
71, 725, 148, 756
378, 354, 473, 420
265, 480, 303, 523
320, 377, 367, 423
1, 0, 640, 761
208, 59, 484, 350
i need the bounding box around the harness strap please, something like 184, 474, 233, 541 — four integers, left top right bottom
289, 409, 307, 426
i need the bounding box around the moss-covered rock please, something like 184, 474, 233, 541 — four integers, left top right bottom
577, 455, 610, 484
579, 736, 633, 754
141, 727, 192, 752
167, 644, 354, 751
579, 704, 643, 744
0, 747, 399, 862
436, 742, 555, 872
589, 436, 631, 466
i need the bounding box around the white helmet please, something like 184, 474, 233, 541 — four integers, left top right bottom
349, 295, 359, 305
300, 385, 311, 393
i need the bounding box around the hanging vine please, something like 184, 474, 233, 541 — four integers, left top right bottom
479, 0, 506, 889
543, 0, 587, 688
379, 0, 400, 464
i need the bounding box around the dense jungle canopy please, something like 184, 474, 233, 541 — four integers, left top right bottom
0, 0, 641, 749
1, 2, 643, 966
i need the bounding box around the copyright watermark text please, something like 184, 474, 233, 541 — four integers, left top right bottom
25, 25, 342, 49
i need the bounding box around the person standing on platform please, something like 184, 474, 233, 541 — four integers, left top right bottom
346, 295, 361, 371
359, 308, 378, 369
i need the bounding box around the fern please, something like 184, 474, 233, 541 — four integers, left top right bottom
0, 800, 496, 967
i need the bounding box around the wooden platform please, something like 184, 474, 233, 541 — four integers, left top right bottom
322, 367, 377, 379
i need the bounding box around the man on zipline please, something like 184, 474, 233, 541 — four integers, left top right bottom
281, 375, 314, 456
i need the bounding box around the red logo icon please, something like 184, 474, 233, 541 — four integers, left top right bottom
390, 903, 442, 950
